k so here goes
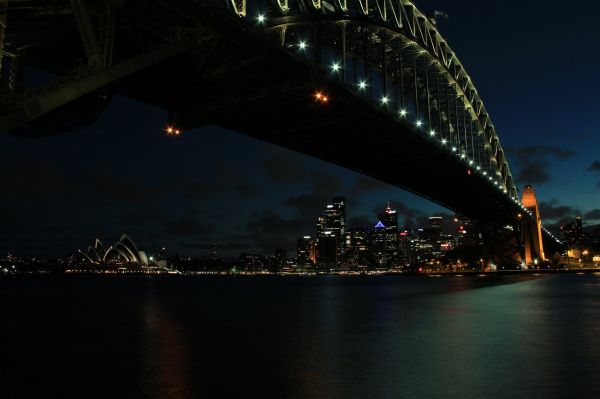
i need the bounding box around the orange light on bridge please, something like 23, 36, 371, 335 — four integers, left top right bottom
165, 126, 181, 136
314, 91, 329, 104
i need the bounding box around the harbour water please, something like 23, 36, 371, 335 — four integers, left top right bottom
1, 274, 599, 398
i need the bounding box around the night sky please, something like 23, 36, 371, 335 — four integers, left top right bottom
1, 0, 599, 259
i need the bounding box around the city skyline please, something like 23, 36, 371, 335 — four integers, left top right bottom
1, 0, 599, 259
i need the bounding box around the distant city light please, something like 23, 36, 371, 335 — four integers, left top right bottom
451, 147, 457, 152
441, 138, 447, 145
298, 41, 307, 50
429, 130, 436, 136
399, 108, 408, 117
331, 62, 341, 72
257, 14, 266, 23
416, 120, 423, 127
381, 96, 389, 104
358, 80, 367, 90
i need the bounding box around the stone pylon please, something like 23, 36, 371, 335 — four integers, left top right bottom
522, 185, 545, 264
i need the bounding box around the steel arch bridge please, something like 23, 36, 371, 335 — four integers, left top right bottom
0, 0, 562, 265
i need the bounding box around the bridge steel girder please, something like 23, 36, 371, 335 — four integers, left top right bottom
70, 0, 102, 67
0, 0, 6, 80
263, 14, 517, 197
0, 40, 194, 133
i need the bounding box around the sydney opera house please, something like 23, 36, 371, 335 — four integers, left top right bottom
76, 234, 160, 269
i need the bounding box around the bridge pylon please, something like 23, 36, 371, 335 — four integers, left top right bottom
521, 185, 545, 265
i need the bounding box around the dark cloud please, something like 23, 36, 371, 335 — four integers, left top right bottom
162, 217, 216, 237
539, 200, 579, 221
348, 215, 373, 230
587, 161, 600, 173
584, 209, 600, 221
119, 209, 166, 225
349, 175, 391, 196
181, 178, 222, 200
508, 146, 576, 185
517, 159, 551, 185
93, 171, 157, 203
588, 162, 600, 188
181, 162, 261, 200
246, 211, 313, 252
0, 159, 76, 201
511, 146, 576, 161
309, 171, 344, 198
235, 183, 261, 198
284, 194, 327, 218
372, 200, 424, 220
259, 157, 305, 185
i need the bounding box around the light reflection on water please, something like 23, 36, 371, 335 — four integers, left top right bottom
140, 280, 192, 399
1, 274, 600, 398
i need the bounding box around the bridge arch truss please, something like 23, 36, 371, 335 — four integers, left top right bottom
220, 0, 519, 201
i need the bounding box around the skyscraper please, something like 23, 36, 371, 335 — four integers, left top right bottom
380, 203, 399, 266
316, 197, 346, 267
297, 236, 315, 267
370, 220, 387, 268
345, 229, 369, 267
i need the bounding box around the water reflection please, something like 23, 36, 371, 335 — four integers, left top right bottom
2, 275, 600, 398
140, 280, 192, 399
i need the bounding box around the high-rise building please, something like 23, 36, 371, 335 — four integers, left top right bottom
561, 216, 584, 246
454, 215, 480, 248
380, 203, 399, 266
210, 243, 220, 260
317, 234, 337, 267
345, 229, 369, 267
296, 236, 315, 267
316, 197, 346, 267
370, 220, 387, 268
428, 216, 443, 233
157, 247, 168, 261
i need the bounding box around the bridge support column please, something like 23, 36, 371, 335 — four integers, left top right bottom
479, 221, 523, 271
8, 52, 24, 93
71, 0, 101, 67
521, 185, 545, 265
0, 0, 7, 82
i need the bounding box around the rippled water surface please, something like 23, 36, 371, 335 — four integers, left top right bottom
1, 274, 600, 398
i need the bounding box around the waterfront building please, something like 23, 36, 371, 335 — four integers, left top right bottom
316, 197, 346, 267
77, 234, 153, 267
380, 203, 399, 266
297, 236, 315, 268
345, 229, 370, 268
369, 220, 387, 268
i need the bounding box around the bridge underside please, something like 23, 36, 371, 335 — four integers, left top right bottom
114, 31, 520, 226
1, 0, 546, 268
